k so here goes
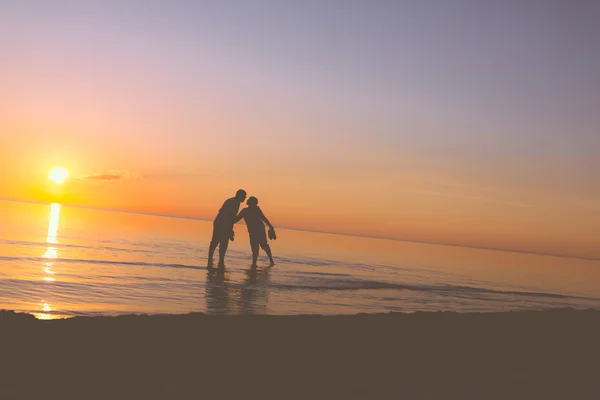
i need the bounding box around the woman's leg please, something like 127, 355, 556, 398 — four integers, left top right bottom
251, 239, 260, 267
260, 243, 275, 266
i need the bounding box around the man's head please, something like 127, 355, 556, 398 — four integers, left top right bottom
247, 196, 258, 207
235, 189, 247, 202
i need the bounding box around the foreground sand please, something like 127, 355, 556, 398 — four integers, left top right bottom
1, 308, 599, 399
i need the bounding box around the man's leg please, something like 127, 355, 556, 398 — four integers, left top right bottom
217, 238, 229, 268
207, 225, 219, 267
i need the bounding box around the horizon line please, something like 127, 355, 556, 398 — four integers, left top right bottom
2, 198, 598, 262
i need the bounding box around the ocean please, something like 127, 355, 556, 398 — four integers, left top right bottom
1, 200, 599, 319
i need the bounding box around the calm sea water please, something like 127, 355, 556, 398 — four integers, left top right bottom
1, 200, 599, 319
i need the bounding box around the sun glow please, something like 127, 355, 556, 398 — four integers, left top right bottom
48, 166, 69, 184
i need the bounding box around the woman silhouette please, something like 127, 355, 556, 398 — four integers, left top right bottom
234, 196, 275, 267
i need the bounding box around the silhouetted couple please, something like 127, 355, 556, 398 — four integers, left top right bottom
207, 189, 275, 268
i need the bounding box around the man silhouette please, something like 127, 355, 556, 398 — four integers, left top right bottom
207, 189, 247, 268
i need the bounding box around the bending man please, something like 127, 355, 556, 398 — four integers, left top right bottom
207, 189, 247, 268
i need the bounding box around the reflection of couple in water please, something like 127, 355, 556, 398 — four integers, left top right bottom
207, 189, 276, 268
205, 264, 271, 315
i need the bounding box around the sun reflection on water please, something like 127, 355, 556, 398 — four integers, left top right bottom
33, 300, 60, 320
35, 203, 62, 319
43, 247, 57, 259
43, 246, 57, 279
47, 203, 60, 244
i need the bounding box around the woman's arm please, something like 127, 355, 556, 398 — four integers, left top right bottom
259, 208, 273, 229
234, 209, 246, 224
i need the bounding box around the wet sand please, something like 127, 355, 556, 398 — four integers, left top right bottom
1, 308, 599, 399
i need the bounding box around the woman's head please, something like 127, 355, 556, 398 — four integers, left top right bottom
246, 196, 258, 207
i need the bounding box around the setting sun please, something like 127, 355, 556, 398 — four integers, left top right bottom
48, 166, 69, 184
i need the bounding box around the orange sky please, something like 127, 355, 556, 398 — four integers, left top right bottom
1, 2, 599, 259
1, 147, 598, 259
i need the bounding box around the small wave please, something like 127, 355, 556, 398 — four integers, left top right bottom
270, 254, 389, 272
0, 255, 201, 271
0, 239, 156, 255
2, 254, 598, 306
269, 278, 600, 302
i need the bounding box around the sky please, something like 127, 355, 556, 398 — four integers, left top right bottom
1, 0, 599, 259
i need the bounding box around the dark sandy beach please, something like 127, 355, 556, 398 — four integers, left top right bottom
1, 308, 599, 399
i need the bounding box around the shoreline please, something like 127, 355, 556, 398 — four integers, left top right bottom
2, 308, 600, 399
3, 306, 600, 320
